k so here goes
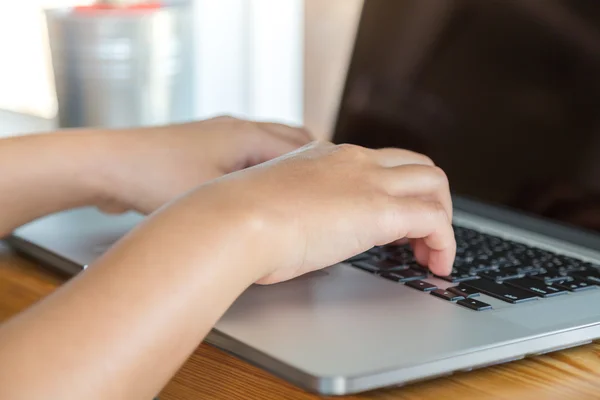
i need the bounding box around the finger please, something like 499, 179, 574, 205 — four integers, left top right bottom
382, 164, 453, 221
410, 238, 429, 266
368, 147, 435, 168
384, 199, 455, 276
255, 122, 313, 146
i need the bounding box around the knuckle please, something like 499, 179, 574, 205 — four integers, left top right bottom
302, 140, 333, 154
420, 154, 435, 166
394, 148, 434, 165
430, 200, 450, 222
312, 139, 333, 148
377, 195, 407, 237
336, 143, 362, 153
335, 143, 368, 160
429, 166, 449, 186
244, 120, 270, 137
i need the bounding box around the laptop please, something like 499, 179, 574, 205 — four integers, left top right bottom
7, 0, 600, 395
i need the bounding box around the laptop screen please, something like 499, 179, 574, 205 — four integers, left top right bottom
333, 0, 600, 235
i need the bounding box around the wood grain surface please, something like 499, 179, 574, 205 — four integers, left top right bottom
1, 243, 599, 400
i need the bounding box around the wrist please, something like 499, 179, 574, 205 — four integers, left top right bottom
0, 129, 118, 235
66, 129, 129, 208
74, 128, 143, 211
177, 183, 295, 285
26, 130, 110, 206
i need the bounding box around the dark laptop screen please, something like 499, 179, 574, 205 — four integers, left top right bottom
333, 0, 600, 235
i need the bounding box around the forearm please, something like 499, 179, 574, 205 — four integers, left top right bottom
0, 190, 266, 400
0, 131, 108, 236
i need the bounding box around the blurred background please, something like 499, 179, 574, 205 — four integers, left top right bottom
0, 0, 364, 140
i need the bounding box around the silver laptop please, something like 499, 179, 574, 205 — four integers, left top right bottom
8, 0, 600, 395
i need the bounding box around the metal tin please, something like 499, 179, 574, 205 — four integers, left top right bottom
45, 4, 194, 128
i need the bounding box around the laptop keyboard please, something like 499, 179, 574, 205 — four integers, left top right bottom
346, 225, 600, 311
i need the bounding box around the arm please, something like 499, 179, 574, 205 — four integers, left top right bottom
0, 139, 454, 399
0, 130, 107, 236
0, 118, 312, 398
0, 193, 262, 399
0, 116, 310, 236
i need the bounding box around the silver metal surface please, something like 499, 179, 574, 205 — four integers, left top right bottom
11, 208, 143, 268
210, 268, 600, 394
8, 205, 600, 395
45, 4, 195, 129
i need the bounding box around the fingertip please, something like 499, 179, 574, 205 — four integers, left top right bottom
427, 249, 455, 276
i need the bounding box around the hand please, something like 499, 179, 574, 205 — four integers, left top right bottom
0, 141, 453, 400
96, 116, 312, 214
174, 141, 455, 283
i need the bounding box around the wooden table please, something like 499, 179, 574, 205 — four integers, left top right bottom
1, 243, 599, 400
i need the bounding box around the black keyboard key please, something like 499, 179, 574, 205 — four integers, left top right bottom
353, 259, 411, 273
352, 261, 380, 273
511, 243, 527, 254
545, 256, 567, 268
378, 259, 415, 271
447, 286, 480, 298
531, 267, 570, 283
366, 247, 390, 259
513, 265, 546, 276
436, 269, 479, 283
382, 268, 428, 282
453, 258, 469, 269
431, 288, 464, 301
461, 251, 476, 262
553, 278, 597, 292
568, 266, 600, 284
492, 244, 510, 253
494, 256, 520, 269
474, 252, 493, 261
448, 226, 598, 294
538, 249, 553, 257
524, 249, 538, 259
457, 298, 493, 311
346, 253, 372, 263
538, 259, 564, 269
505, 277, 567, 298
406, 280, 437, 292
460, 228, 478, 240
367, 246, 382, 255
480, 269, 525, 282
355, 226, 600, 299
557, 254, 581, 267
558, 264, 588, 274
386, 252, 416, 264
461, 279, 538, 304
465, 264, 498, 274
376, 245, 409, 258
487, 236, 503, 245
